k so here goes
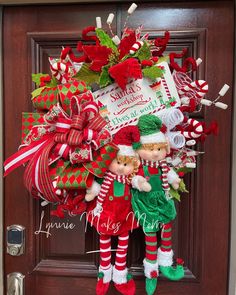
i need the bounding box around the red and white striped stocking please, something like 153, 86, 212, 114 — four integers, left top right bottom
100, 235, 112, 270
115, 232, 129, 271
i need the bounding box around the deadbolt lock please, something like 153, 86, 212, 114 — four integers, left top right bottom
7, 225, 25, 256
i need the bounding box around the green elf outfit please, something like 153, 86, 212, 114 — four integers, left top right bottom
131, 115, 184, 295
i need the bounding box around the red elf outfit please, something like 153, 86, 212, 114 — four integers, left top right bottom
86, 126, 146, 295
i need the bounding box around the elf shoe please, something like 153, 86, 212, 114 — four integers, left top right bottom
112, 266, 136, 295
158, 248, 184, 281
96, 266, 112, 295
143, 259, 159, 295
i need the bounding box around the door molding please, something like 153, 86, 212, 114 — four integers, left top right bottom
0, 7, 3, 295
229, 1, 236, 294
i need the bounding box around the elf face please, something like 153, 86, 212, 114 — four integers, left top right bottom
137, 143, 168, 162
109, 157, 135, 176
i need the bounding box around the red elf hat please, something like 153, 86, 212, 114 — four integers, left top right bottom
113, 126, 141, 157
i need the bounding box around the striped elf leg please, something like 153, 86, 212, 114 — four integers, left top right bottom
158, 222, 185, 281
100, 235, 112, 270
143, 233, 158, 295
96, 235, 112, 295
160, 222, 172, 252
113, 232, 135, 295
115, 232, 129, 271
145, 232, 157, 263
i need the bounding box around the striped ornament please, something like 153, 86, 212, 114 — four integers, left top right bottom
179, 80, 208, 103
50, 62, 70, 84
182, 118, 203, 139
173, 71, 208, 105
129, 40, 144, 55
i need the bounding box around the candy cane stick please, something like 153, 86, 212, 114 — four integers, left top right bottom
182, 118, 203, 139
179, 80, 208, 101
130, 40, 144, 54
50, 62, 70, 84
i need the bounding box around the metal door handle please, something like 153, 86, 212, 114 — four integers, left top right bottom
7, 273, 24, 295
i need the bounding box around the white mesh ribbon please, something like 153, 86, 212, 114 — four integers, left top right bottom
158, 109, 185, 149
166, 131, 186, 149
159, 109, 184, 131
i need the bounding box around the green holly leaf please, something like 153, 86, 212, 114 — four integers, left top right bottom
46, 76, 58, 87
179, 179, 189, 193
96, 28, 118, 54
31, 87, 46, 99
74, 63, 100, 86
133, 41, 151, 62
142, 66, 165, 80
170, 187, 181, 202
32, 74, 58, 88
32, 73, 49, 87
99, 65, 113, 88
157, 55, 169, 64
176, 167, 193, 174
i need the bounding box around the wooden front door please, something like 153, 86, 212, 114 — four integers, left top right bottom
3, 2, 234, 294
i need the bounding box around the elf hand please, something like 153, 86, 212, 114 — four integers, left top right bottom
132, 175, 152, 192
85, 180, 101, 202
93, 203, 103, 217
138, 178, 152, 192
171, 178, 181, 190
167, 169, 181, 189
85, 193, 97, 202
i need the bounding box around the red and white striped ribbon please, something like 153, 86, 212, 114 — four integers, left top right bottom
4, 136, 50, 176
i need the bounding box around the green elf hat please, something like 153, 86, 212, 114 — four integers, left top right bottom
138, 114, 167, 144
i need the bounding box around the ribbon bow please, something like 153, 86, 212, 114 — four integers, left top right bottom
46, 97, 110, 164
4, 95, 111, 203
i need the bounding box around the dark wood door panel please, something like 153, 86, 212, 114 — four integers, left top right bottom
3, 2, 234, 295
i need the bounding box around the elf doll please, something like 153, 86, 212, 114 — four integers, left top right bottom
131, 114, 184, 295
86, 126, 151, 295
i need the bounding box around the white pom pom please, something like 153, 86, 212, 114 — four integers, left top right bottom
107, 13, 115, 25
196, 58, 202, 66
219, 84, 230, 97
186, 162, 196, 168
215, 102, 228, 110
96, 17, 102, 28
201, 99, 213, 106
128, 3, 138, 14
186, 140, 196, 146
112, 35, 121, 45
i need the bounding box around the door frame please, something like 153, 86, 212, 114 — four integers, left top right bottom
0, 2, 235, 295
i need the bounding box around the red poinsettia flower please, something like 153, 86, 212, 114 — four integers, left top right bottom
108, 58, 142, 90
118, 30, 137, 60
83, 45, 112, 72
